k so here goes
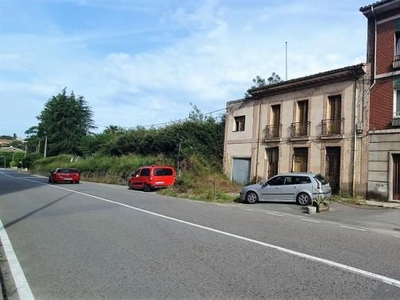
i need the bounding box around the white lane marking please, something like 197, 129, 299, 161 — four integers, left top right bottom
41, 184, 400, 289
265, 212, 285, 217
6, 174, 400, 289
340, 225, 367, 232
300, 218, 320, 223
0, 219, 35, 300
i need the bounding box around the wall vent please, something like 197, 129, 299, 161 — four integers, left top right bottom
356, 122, 363, 134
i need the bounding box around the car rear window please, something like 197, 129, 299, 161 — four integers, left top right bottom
294, 176, 311, 184
314, 174, 328, 185
59, 168, 78, 173
154, 168, 174, 176
284, 176, 311, 185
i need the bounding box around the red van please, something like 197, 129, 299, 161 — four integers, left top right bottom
128, 166, 176, 192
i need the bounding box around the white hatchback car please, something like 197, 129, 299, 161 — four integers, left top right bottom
240, 172, 331, 205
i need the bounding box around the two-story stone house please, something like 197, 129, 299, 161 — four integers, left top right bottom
360, 0, 400, 200
224, 64, 368, 195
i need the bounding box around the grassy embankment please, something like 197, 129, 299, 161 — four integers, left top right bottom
30, 154, 242, 203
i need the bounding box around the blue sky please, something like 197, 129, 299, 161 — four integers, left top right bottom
0, 0, 370, 138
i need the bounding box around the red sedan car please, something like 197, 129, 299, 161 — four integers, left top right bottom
48, 168, 80, 184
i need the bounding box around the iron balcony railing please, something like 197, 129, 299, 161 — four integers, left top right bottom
264, 124, 282, 139
321, 118, 344, 136
290, 121, 310, 138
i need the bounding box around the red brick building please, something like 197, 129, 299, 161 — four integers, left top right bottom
361, 0, 400, 200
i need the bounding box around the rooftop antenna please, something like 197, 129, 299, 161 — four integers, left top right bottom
285, 41, 288, 80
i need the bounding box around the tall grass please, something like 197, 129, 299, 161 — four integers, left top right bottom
30, 153, 242, 202
31, 154, 175, 184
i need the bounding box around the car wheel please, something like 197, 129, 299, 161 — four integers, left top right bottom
143, 184, 151, 192
297, 192, 311, 206
76, 181, 80, 184
245, 191, 258, 204
48, 178, 52, 183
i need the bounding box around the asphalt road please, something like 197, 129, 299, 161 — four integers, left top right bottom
0, 170, 400, 299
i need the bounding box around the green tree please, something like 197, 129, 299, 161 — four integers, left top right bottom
245, 72, 283, 98
104, 125, 126, 135
93, 106, 225, 169
36, 88, 96, 157
24, 126, 40, 154
251, 76, 266, 89
188, 103, 206, 122
267, 72, 282, 84
0, 135, 13, 140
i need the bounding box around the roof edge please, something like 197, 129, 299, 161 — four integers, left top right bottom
248, 63, 366, 96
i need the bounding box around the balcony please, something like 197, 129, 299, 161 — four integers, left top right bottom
321, 118, 344, 138
393, 55, 400, 70
264, 124, 282, 141
290, 121, 310, 140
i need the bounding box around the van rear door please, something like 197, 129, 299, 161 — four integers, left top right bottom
152, 167, 175, 187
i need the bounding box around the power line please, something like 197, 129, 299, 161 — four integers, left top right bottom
94, 107, 227, 131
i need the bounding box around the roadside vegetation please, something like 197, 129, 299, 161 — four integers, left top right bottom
12, 88, 242, 203
5, 77, 291, 203
330, 194, 367, 206
30, 153, 242, 202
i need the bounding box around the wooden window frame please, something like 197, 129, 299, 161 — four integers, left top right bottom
233, 116, 245, 132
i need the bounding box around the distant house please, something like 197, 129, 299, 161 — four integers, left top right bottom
223, 64, 368, 196
360, 0, 400, 200
0, 139, 11, 146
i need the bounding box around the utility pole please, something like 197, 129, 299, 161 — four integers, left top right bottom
44, 135, 47, 158
285, 41, 288, 80
177, 139, 182, 178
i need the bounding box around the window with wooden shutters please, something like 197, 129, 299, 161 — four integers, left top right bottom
269, 105, 281, 138
295, 100, 308, 137
233, 116, 245, 132
396, 32, 400, 58
326, 95, 342, 135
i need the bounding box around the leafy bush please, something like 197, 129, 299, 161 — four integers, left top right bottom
30, 154, 175, 184
23, 153, 42, 169
28, 152, 241, 202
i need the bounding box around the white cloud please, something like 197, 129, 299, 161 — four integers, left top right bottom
0, 0, 369, 137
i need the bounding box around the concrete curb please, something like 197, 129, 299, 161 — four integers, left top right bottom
333, 198, 400, 210
365, 200, 400, 209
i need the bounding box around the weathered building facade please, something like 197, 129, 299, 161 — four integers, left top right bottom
224, 0, 400, 201
224, 65, 368, 195
361, 0, 400, 200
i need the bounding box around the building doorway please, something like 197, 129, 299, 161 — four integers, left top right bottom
266, 147, 279, 179
292, 147, 308, 172
232, 158, 251, 185
393, 154, 400, 200
325, 147, 341, 194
